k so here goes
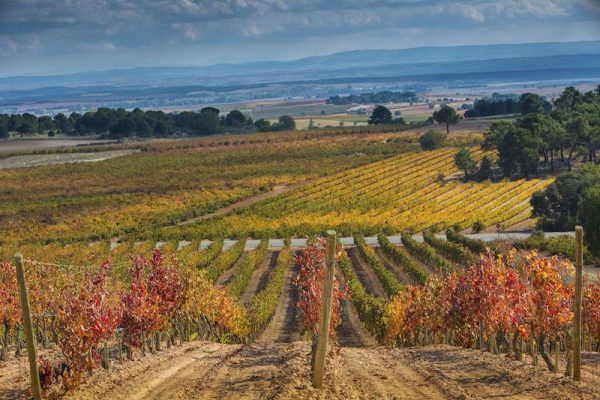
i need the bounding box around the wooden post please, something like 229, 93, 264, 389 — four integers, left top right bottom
312, 230, 336, 389
14, 254, 42, 400
554, 340, 560, 372
573, 226, 583, 381
479, 321, 485, 351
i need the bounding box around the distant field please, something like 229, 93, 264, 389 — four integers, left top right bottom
271, 115, 369, 129
0, 138, 116, 152
0, 149, 137, 169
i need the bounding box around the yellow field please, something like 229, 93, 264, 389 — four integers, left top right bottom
167, 147, 553, 239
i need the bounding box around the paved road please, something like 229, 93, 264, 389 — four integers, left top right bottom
192, 232, 575, 251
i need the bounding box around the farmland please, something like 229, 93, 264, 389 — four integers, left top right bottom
0, 125, 595, 399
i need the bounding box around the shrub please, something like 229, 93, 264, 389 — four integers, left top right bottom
472, 220, 486, 233
419, 130, 446, 150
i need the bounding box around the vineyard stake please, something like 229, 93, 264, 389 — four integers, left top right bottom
15, 254, 43, 400
573, 226, 583, 381
312, 230, 337, 389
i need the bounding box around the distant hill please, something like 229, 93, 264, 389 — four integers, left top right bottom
1, 40, 599, 113
1, 40, 599, 90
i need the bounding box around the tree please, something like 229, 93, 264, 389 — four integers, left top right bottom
193, 112, 221, 135
455, 148, 476, 179
276, 115, 295, 131
369, 105, 392, 125
520, 93, 545, 115
153, 120, 168, 135
37, 116, 55, 133
225, 110, 246, 127
486, 122, 541, 177
53, 113, 72, 134
200, 107, 220, 116
579, 185, 600, 256
419, 130, 446, 150
432, 105, 459, 134
0, 115, 8, 138
254, 119, 271, 132
109, 118, 136, 137
531, 164, 600, 231
477, 156, 493, 181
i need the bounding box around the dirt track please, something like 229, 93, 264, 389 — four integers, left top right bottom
64, 340, 600, 400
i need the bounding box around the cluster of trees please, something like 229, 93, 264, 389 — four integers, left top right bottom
484, 85, 600, 178
0, 107, 297, 139
368, 105, 405, 125
453, 148, 493, 181
326, 90, 418, 105
464, 93, 552, 118
532, 164, 600, 255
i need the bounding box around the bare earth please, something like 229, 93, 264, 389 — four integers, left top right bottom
57, 341, 600, 400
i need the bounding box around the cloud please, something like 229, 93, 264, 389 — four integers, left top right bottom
0, 0, 598, 76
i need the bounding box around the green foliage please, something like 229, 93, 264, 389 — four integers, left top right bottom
227, 240, 269, 299
400, 233, 453, 273
377, 234, 428, 285
354, 236, 403, 296
327, 91, 417, 105
369, 105, 393, 125
464, 93, 522, 118
254, 118, 271, 132
532, 164, 600, 231
482, 85, 600, 178
423, 231, 476, 266
445, 229, 487, 255
520, 93, 547, 115
225, 110, 247, 127
273, 115, 296, 131
338, 250, 386, 341
432, 105, 459, 134
476, 156, 493, 181
471, 220, 487, 233
419, 130, 446, 151
486, 121, 541, 177
579, 185, 600, 256
247, 245, 292, 336
454, 147, 476, 178
206, 239, 247, 283
514, 234, 593, 262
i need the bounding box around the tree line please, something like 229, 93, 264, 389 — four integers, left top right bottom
483, 86, 600, 178
0, 107, 296, 139
326, 90, 418, 105
464, 93, 552, 118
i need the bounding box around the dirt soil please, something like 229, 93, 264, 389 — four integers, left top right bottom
52, 341, 600, 400
346, 248, 388, 299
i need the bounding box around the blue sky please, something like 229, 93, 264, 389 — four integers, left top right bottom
1, 0, 600, 76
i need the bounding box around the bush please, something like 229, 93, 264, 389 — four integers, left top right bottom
419, 130, 446, 150
378, 234, 428, 285
338, 250, 386, 340
354, 236, 403, 296
400, 233, 453, 272
423, 231, 476, 266
446, 229, 487, 255
472, 220, 486, 233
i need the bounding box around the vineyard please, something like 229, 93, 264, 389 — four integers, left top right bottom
1, 128, 596, 399
167, 147, 553, 239
2, 229, 600, 399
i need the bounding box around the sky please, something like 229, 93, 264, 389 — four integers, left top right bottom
1, 0, 600, 77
